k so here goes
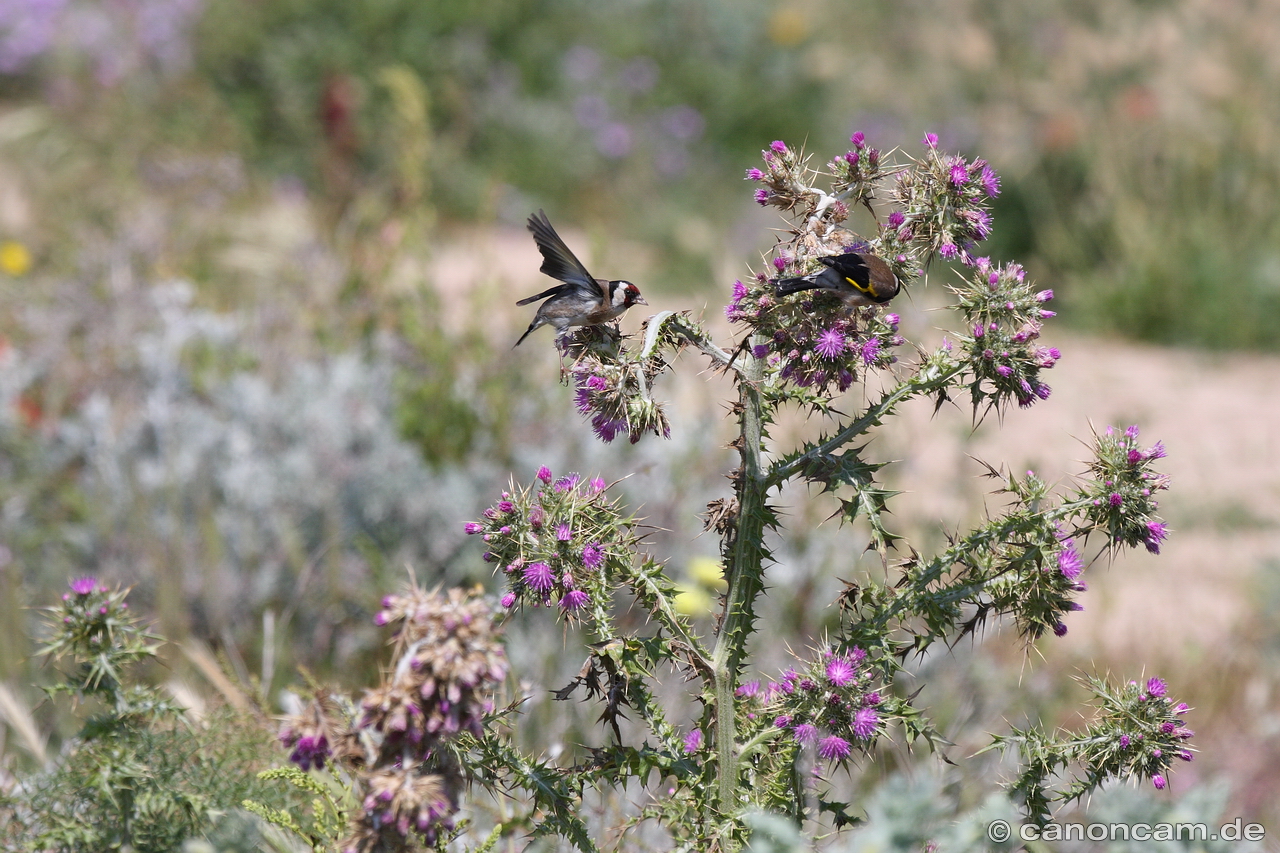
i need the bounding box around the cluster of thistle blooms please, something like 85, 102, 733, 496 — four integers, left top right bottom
726, 267, 905, 394
1080, 425, 1170, 553
980, 471, 1092, 640
888, 132, 1000, 262
280, 586, 507, 850
748, 137, 884, 224
561, 322, 675, 444
751, 646, 885, 767
952, 258, 1060, 408
466, 466, 627, 622
1078, 676, 1195, 791
736, 133, 1001, 394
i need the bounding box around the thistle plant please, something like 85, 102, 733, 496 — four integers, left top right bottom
277, 131, 1186, 851
3, 579, 301, 852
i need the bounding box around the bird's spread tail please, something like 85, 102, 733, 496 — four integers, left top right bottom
774, 275, 825, 297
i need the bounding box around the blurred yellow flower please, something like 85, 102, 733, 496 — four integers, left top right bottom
688, 556, 728, 591
768, 6, 809, 47
0, 241, 31, 276
674, 584, 714, 616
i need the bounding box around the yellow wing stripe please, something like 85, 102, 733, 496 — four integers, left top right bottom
844, 276, 873, 293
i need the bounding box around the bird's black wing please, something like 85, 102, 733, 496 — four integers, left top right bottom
527, 210, 603, 299
818, 252, 871, 287
515, 283, 573, 306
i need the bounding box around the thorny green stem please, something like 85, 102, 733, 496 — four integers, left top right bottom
766, 359, 965, 489
712, 346, 767, 818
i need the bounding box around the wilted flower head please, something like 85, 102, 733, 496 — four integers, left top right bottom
367, 586, 507, 746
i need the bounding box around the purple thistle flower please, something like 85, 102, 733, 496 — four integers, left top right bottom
861, 337, 882, 365
736, 680, 761, 698
497, 500, 514, 514
536, 465, 553, 483
1145, 521, 1168, 554
939, 243, 959, 260
1109, 492, 1124, 507
752, 344, 769, 359
887, 210, 904, 228
528, 505, 544, 529
792, 723, 819, 744
969, 209, 992, 240
922, 132, 938, 148
949, 162, 968, 187
746, 167, 764, 181
523, 562, 554, 592
554, 474, 581, 492
1053, 622, 1068, 637
464, 522, 483, 535
863, 691, 882, 705
754, 188, 769, 205
559, 590, 589, 612
556, 523, 572, 542
850, 131, 865, 147
589, 476, 607, 494
1120, 734, 1131, 748
770, 140, 787, 154
825, 657, 856, 687
582, 543, 604, 569
71, 576, 99, 596
817, 735, 852, 761
1125, 425, 1141, 439
995, 364, 1013, 378
732, 280, 747, 300
1146, 677, 1167, 697
980, 164, 1001, 197
1036, 289, 1054, 302
1161, 721, 1176, 734
1178, 750, 1194, 762
774, 715, 793, 728
501, 592, 517, 608
1175, 702, 1189, 714
587, 375, 608, 392
852, 706, 879, 740
1147, 441, 1168, 460
772, 255, 789, 272
1153, 775, 1166, 790
1058, 543, 1084, 579
815, 328, 846, 360
591, 414, 627, 443
684, 729, 703, 753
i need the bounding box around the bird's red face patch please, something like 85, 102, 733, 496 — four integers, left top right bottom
621, 282, 645, 307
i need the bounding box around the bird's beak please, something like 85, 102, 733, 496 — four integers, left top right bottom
635, 295, 648, 305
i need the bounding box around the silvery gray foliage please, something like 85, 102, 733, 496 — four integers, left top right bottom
6, 281, 496, 656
